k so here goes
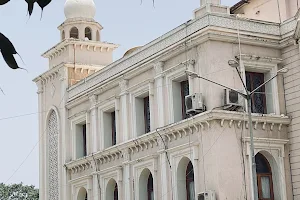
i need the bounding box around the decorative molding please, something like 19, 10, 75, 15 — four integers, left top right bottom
119, 79, 129, 93
65, 110, 290, 176
47, 111, 59, 200
154, 61, 164, 75
67, 14, 285, 100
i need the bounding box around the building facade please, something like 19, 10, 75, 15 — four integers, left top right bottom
34, 0, 300, 199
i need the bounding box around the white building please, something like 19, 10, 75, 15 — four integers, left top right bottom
34, 0, 300, 199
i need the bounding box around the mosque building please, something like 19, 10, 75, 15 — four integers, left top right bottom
34, 0, 300, 199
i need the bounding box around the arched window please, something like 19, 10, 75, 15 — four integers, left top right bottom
96, 30, 100, 41
70, 27, 79, 39
85, 27, 92, 40
106, 179, 118, 200
147, 173, 154, 200
177, 157, 195, 200
61, 30, 65, 40
77, 187, 88, 200
186, 161, 195, 200
139, 168, 154, 200
114, 183, 118, 200
255, 153, 274, 200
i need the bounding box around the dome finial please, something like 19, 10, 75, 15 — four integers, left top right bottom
64, 0, 96, 19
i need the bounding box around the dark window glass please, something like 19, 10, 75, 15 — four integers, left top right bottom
85, 193, 88, 200
147, 173, 154, 200
70, 27, 79, 39
186, 161, 195, 200
111, 112, 116, 146
144, 96, 151, 133
181, 80, 190, 119
255, 153, 274, 200
83, 124, 87, 157
114, 183, 118, 200
85, 27, 92, 40
246, 72, 266, 114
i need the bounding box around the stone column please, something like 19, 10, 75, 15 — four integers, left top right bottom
119, 79, 130, 142
86, 110, 91, 155
122, 149, 132, 200
115, 97, 121, 144
117, 167, 124, 200
37, 80, 45, 200
193, 145, 200, 197
92, 173, 100, 200
187, 60, 196, 95
149, 81, 155, 131
89, 95, 98, 153
158, 136, 170, 200
154, 62, 165, 128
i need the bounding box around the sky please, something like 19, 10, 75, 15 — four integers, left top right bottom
0, 0, 237, 187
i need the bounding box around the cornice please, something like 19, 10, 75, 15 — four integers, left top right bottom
237, 54, 282, 64
42, 39, 118, 59
65, 110, 290, 175
57, 18, 103, 30
32, 63, 63, 84
67, 13, 284, 100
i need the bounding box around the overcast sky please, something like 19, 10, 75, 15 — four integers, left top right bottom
0, 0, 237, 187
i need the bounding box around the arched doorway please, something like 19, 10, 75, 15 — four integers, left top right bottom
255, 152, 274, 200
177, 157, 195, 200
70, 27, 79, 39
77, 187, 88, 200
106, 179, 118, 200
139, 168, 154, 200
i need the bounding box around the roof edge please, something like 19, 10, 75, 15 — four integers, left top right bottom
230, 0, 250, 13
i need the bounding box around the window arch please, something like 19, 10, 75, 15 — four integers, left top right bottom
177, 157, 195, 200
255, 153, 274, 200
85, 27, 92, 40
77, 187, 88, 200
96, 30, 100, 41
70, 27, 79, 39
106, 179, 118, 200
139, 168, 154, 200
61, 30, 65, 40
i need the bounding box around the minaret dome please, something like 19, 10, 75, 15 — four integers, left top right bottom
64, 0, 96, 19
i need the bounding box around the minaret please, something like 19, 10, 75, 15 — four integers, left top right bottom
42, 0, 118, 86
200, 0, 221, 6
33, 3, 118, 199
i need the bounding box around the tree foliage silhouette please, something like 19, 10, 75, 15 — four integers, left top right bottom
0, 182, 39, 200
0, 0, 52, 71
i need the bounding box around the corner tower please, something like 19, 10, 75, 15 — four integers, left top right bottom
42, 0, 118, 86
33, 1, 117, 200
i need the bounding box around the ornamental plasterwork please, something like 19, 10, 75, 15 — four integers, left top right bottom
154, 61, 164, 75
68, 13, 282, 100
48, 111, 59, 200
119, 79, 129, 93
65, 110, 290, 175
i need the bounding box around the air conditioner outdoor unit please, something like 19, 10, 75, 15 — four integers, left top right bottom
185, 93, 205, 114
198, 190, 216, 200
224, 89, 243, 107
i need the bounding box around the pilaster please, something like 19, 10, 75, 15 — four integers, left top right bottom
37, 80, 45, 200
122, 149, 132, 200
89, 94, 98, 153
154, 61, 165, 128
119, 79, 130, 142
